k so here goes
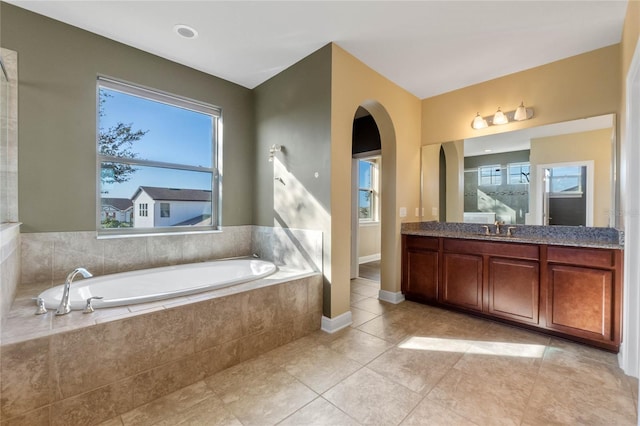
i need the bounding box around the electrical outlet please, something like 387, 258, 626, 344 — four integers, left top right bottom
399, 207, 407, 218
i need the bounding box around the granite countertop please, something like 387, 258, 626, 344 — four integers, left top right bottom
401, 222, 624, 250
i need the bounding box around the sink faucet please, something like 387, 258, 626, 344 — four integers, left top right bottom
494, 221, 504, 235
56, 267, 93, 315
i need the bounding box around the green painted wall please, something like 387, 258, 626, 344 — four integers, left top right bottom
1, 4, 255, 232
253, 44, 332, 226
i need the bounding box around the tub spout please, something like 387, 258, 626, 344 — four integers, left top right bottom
56, 267, 93, 316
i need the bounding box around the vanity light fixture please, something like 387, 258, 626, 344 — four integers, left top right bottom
472, 113, 488, 130
471, 101, 534, 129
492, 107, 508, 125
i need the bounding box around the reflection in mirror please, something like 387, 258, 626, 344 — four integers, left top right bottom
421, 114, 616, 228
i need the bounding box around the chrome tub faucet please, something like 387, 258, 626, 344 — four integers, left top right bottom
56, 267, 93, 315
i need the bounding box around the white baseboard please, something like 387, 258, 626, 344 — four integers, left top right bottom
359, 253, 381, 264
378, 290, 405, 304
321, 311, 353, 333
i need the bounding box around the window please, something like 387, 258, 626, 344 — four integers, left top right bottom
478, 165, 502, 185
160, 203, 170, 218
358, 157, 380, 222
548, 166, 584, 195
97, 77, 221, 235
508, 162, 530, 184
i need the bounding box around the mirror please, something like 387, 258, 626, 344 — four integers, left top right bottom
421, 114, 616, 227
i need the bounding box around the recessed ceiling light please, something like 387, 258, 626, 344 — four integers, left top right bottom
174, 24, 198, 39
484, 149, 492, 153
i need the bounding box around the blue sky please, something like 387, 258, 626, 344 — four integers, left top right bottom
99, 88, 215, 199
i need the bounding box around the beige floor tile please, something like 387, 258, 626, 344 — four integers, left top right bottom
368, 344, 463, 394
427, 367, 531, 425
481, 322, 551, 346
522, 373, 637, 425
350, 283, 379, 298
121, 381, 214, 426
351, 277, 380, 288
155, 395, 241, 426
204, 350, 282, 397
452, 352, 540, 392
351, 297, 398, 315
99, 417, 124, 426
356, 315, 417, 344
323, 367, 422, 425
208, 368, 317, 425
351, 306, 379, 328
326, 328, 394, 364
541, 344, 630, 393
548, 337, 620, 366
278, 397, 360, 426
282, 344, 363, 393
401, 399, 478, 425
350, 292, 369, 304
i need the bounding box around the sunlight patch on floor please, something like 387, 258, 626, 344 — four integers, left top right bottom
398, 336, 546, 358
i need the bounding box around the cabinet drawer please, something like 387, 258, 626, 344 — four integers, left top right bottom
443, 238, 539, 260
405, 236, 439, 251
547, 246, 615, 269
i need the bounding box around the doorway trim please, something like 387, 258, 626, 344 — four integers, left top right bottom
619, 36, 640, 378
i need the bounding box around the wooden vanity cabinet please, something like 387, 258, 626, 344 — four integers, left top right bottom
441, 239, 540, 325
401, 234, 623, 351
401, 235, 439, 303
545, 246, 622, 349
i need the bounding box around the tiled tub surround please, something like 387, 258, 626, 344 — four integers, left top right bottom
1, 272, 322, 425
401, 221, 624, 249
1, 225, 322, 425
0, 223, 20, 331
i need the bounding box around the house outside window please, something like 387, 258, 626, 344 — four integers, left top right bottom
160, 202, 170, 218
97, 77, 221, 236
478, 165, 502, 186
358, 157, 380, 222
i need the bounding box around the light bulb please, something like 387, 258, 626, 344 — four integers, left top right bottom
472, 113, 488, 129
493, 107, 508, 125
514, 102, 528, 121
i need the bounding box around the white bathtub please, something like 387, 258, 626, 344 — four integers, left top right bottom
37, 258, 277, 311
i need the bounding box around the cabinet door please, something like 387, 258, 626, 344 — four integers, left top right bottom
441, 253, 483, 312
488, 258, 539, 324
546, 264, 613, 341
405, 250, 438, 302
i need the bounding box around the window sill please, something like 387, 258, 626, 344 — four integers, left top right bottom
359, 221, 380, 227
96, 227, 222, 240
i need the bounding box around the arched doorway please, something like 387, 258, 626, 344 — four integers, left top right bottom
350, 106, 382, 282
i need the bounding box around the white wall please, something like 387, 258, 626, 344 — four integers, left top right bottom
154, 201, 211, 227
133, 192, 154, 228
358, 222, 381, 262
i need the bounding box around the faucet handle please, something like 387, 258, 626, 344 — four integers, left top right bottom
33, 297, 48, 315
481, 225, 490, 235
507, 226, 517, 237
83, 296, 103, 314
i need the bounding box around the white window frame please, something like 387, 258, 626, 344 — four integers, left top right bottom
96, 76, 222, 237
139, 203, 148, 217
507, 162, 530, 185
358, 156, 380, 224
478, 164, 502, 186
160, 202, 170, 218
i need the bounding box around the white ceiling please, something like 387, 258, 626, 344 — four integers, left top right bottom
6, 1, 628, 99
